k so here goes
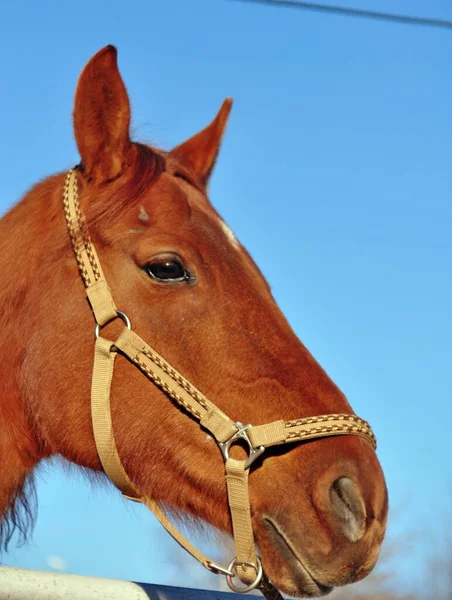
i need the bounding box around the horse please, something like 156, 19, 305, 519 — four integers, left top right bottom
0, 46, 388, 598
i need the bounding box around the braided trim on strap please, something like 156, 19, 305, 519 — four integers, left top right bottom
63, 168, 117, 325
248, 415, 376, 450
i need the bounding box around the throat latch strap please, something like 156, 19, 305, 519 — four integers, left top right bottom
91, 338, 136, 499
91, 336, 223, 572
64, 167, 377, 599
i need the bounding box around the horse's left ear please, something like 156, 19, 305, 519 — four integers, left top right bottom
73, 45, 131, 183
171, 98, 233, 186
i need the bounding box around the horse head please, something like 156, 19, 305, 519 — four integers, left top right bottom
0, 46, 387, 597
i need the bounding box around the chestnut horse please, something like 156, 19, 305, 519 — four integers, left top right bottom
0, 46, 387, 598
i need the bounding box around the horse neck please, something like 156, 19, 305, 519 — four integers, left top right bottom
0, 174, 63, 528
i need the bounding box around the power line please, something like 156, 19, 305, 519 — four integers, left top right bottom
229, 0, 452, 30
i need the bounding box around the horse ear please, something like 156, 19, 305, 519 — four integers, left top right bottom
171, 98, 233, 186
73, 45, 131, 183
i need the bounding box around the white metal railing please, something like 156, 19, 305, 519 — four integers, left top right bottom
0, 566, 248, 600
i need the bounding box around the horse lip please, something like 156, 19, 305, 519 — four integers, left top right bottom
264, 516, 334, 596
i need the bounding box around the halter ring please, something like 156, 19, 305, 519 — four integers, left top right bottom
219, 422, 265, 469
94, 310, 132, 340
226, 557, 263, 593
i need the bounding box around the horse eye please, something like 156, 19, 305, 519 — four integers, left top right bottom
144, 259, 190, 283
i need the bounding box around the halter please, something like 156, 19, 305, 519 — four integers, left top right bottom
63, 167, 376, 599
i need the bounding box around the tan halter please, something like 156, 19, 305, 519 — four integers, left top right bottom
63, 167, 377, 599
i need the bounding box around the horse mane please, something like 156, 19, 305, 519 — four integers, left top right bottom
0, 474, 37, 553
0, 142, 165, 553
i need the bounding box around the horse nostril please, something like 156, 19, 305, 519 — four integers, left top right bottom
329, 477, 366, 542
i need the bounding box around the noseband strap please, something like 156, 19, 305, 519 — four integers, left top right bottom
63, 168, 376, 598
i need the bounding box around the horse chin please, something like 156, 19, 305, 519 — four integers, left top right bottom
258, 517, 334, 598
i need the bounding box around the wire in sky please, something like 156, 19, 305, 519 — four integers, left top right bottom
229, 0, 452, 30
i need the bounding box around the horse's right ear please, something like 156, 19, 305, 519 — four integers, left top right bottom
73, 45, 131, 184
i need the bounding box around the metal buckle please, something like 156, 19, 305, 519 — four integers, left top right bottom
219, 422, 265, 469
206, 560, 234, 577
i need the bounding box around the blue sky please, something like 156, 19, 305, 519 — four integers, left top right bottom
0, 0, 451, 595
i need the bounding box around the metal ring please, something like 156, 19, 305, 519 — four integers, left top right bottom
218, 422, 265, 470
226, 557, 263, 594
94, 310, 132, 340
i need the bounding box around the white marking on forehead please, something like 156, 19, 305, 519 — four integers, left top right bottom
138, 207, 149, 222
220, 219, 239, 249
